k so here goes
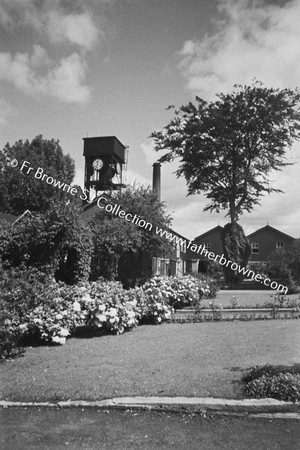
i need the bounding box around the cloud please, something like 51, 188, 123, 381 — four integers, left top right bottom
0, 0, 100, 51
0, 99, 17, 125
47, 53, 91, 103
141, 141, 160, 165
178, 0, 300, 99
173, 0, 300, 239
0, 48, 90, 103
46, 11, 100, 51
125, 168, 151, 188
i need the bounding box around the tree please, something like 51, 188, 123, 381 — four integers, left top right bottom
151, 81, 300, 223
0, 135, 75, 215
266, 239, 300, 291
0, 202, 93, 284
90, 184, 172, 284
151, 81, 300, 280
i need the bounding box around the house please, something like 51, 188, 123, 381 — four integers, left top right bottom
190, 225, 224, 272
79, 195, 191, 282
248, 225, 295, 264
190, 224, 296, 272
152, 228, 189, 277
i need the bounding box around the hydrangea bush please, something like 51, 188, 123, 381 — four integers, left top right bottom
140, 274, 216, 309
0, 272, 217, 359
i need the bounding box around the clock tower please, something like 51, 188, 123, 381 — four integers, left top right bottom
83, 136, 127, 202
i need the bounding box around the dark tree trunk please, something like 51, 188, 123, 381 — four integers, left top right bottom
221, 222, 251, 285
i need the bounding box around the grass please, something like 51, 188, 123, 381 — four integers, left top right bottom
202, 290, 300, 307
1, 320, 299, 402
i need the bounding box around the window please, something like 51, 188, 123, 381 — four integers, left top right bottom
251, 243, 259, 254
176, 242, 180, 258
204, 242, 211, 251
276, 242, 284, 250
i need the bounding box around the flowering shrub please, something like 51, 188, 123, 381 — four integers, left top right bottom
84, 280, 139, 334
130, 286, 173, 324
140, 275, 216, 309
0, 271, 218, 359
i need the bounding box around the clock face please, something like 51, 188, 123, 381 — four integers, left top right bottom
92, 158, 104, 171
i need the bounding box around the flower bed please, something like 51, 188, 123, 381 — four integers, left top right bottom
243, 364, 300, 403
1, 273, 215, 358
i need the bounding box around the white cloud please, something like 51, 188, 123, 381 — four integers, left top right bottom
141, 141, 160, 165
0, 48, 90, 103
125, 168, 151, 188
0, 1, 100, 51
46, 11, 100, 51
47, 53, 91, 103
172, 0, 300, 239
0, 99, 16, 125
178, 0, 300, 99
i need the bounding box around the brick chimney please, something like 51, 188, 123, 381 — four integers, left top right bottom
152, 162, 161, 201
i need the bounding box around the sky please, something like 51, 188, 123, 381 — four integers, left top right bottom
0, 0, 299, 240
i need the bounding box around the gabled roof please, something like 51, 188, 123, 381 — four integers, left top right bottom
247, 225, 295, 241
0, 210, 33, 226
194, 225, 224, 241
12, 210, 33, 225
165, 226, 189, 242
0, 212, 18, 224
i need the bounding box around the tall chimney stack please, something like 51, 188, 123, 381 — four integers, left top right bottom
152, 162, 161, 201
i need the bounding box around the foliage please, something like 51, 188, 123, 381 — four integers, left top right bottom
222, 223, 251, 283
0, 266, 50, 359
141, 275, 216, 309
198, 260, 224, 283
265, 242, 300, 293
0, 135, 75, 215
190, 272, 219, 299
244, 364, 300, 403
0, 328, 25, 360
133, 287, 173, 324
1, 273, 193, 358
90, 185, 173, 282
0, 202, 93, 284
208, 301, 223, 320
288, 239, 300, 284
151, 81, 300, 223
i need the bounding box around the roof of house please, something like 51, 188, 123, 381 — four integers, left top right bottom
12, 210, 33, 225
247, 224, 295, 241
0, 210, 33, 225
194, 225, 224, 241
0, 211, 18, 224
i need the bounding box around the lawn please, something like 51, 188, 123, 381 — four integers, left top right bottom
202, 290, 300, 307
1, 320, 299, 402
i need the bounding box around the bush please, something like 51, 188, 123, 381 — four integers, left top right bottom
133, 286, 173, 324
141, 275, 216, 309
245, 373, 300, 403
0, 273, 218, 360
0, 328, 25, 360
244, 364, 300, 403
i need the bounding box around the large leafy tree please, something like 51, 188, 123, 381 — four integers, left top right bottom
90, 184, 172, 284
0, 135, 75, 214
151, 81, 300, 223
151, 81, 300, 281
0, 202, 93, 284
